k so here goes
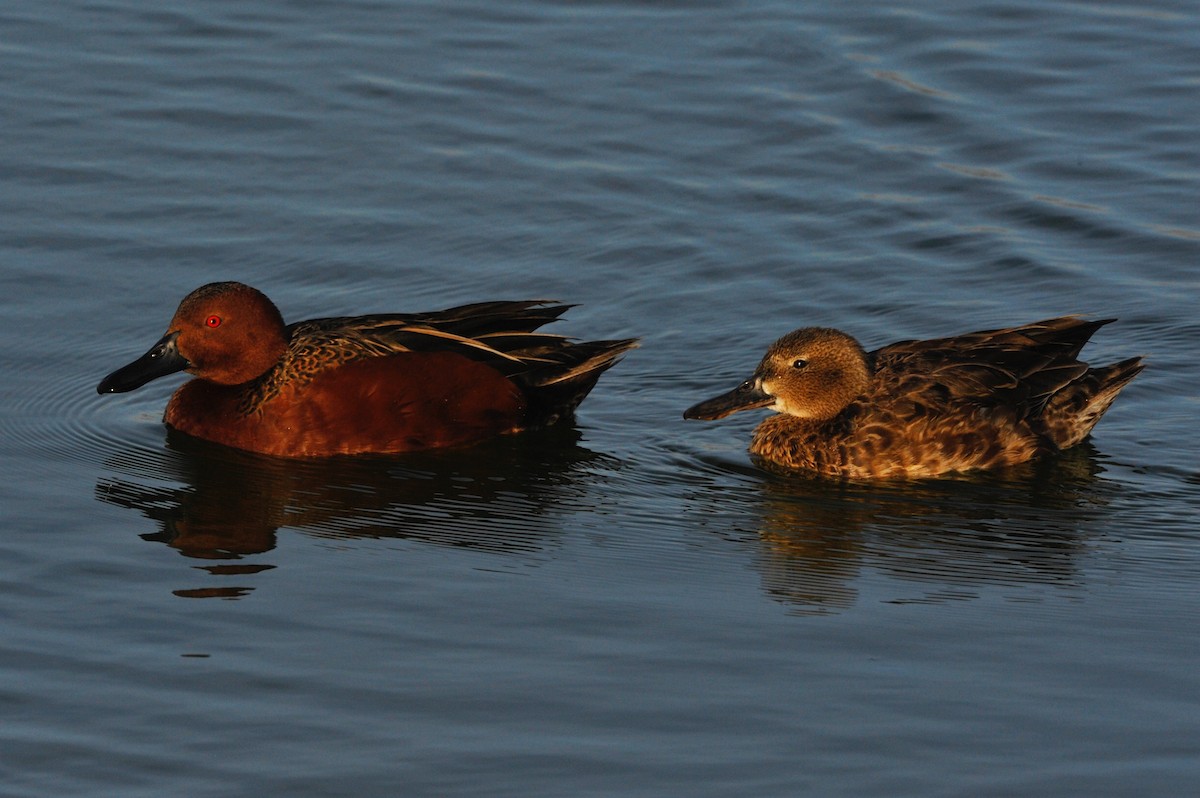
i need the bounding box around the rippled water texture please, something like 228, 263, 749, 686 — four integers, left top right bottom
2, 1, 1199, 795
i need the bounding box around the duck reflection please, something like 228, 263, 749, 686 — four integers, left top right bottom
96, 426, 615, 598
691, 444, 1117, 614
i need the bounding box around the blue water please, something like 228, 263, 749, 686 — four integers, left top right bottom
2, 1, 1199, 795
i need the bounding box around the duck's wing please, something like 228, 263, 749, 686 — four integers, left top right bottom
286, 301, 579, 374
869, 317, 1113, 415
279, 301, 636, 424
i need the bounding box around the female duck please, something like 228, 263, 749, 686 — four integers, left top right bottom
98, 282, 637, 457
684, 317, 1142, 479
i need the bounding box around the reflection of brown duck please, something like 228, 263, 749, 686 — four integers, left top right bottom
97, 282, 637, 456
685, 317, 1143, 478
712, 444, 1112, 613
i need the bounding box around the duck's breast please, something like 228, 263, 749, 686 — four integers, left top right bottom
166, 351, 526, 456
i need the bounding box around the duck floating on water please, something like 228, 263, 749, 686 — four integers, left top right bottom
98, 282, 637, 457
684, 316, 1143, 479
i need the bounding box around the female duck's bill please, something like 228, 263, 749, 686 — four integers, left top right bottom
97, 282, 638, 457
683, 318, 1143, 479
682, 378, 774, 420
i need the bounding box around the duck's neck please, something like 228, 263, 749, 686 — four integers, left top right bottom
750, 414, 830, 470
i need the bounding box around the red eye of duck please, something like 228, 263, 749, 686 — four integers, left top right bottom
206, 315, 222, 328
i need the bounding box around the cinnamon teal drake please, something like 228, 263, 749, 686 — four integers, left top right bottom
98, 282, 638, 457
683, 317, 1143, 479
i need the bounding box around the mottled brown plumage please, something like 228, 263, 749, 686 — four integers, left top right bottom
684, 317, 1143, 479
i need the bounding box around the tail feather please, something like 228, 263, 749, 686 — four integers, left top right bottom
520, 338, 639, 425
1040, 356, 1144, 449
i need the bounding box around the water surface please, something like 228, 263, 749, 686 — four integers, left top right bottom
2, 1, 1199, 795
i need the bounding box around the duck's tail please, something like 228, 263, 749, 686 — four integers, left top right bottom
519, 338, 640, 426
1040, 356, 1144, 450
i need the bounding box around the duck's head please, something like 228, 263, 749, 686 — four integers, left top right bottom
683, 327, 871, 422
97, 282, 288, 393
